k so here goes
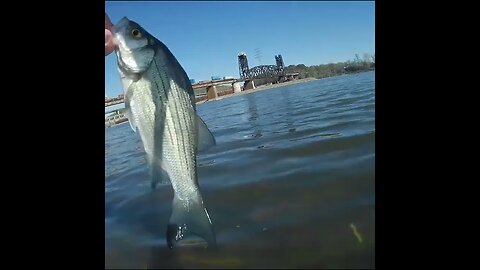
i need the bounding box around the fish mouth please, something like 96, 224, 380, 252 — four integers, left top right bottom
112, 17, 130, 33
112, 17, 133, 53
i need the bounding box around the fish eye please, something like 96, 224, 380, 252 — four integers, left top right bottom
131, 29, 142, 38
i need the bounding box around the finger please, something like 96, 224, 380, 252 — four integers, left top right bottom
105, 29, 115, 55
105, 12, 113, 31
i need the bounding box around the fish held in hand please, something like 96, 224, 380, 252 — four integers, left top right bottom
112, 17, 217, 249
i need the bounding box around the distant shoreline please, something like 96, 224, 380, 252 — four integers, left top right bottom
212, 78, 317, 102
195, 78, 316, 106
197, 69, 374, 105
106, 70, 374, 128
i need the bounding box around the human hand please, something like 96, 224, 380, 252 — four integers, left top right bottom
105, 13, 115, 56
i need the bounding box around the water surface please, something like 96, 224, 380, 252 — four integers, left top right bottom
105, 71, 375, 268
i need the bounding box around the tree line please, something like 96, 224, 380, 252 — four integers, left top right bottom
284, 53, 375, 79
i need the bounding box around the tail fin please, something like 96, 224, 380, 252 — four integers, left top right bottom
166, 195, 217, 249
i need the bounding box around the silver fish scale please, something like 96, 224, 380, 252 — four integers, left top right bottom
130, 55, 200, 201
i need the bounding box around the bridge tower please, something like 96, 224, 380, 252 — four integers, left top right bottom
238, 52, 250, 80
275, 54, 285, 72
275, 54, 286, 82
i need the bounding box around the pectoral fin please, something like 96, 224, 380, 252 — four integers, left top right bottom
123, 87, 137, 133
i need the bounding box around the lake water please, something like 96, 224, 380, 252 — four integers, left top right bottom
105, 71, 375, 269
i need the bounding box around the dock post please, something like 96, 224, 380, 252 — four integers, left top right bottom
206, 85, 218, 99
244, 80, 255, 90
233, 82, 242, 93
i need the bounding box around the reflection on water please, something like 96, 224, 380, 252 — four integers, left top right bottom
279, 85, 296, 133
246, 94, 262, 139
105, 71, 375, 268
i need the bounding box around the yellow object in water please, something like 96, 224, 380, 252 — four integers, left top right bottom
350, 223, 363, 243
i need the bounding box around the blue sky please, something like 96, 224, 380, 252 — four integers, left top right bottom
105, 1, 375, 97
